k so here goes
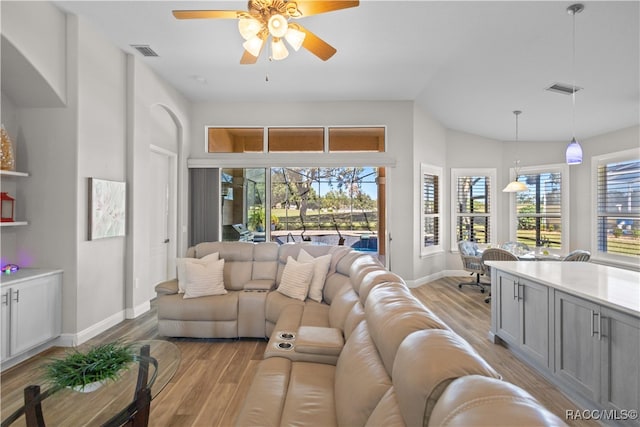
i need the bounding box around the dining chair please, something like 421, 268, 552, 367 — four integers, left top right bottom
563, 250, 591, 262
481, 248, 518, 303
457, 240, 487, 293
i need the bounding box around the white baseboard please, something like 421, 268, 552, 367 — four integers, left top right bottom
406, 270, 480, 288
126, 300, 151, 319
59, 310, 126, 347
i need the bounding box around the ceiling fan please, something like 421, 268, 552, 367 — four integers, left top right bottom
172, 0, 359, 64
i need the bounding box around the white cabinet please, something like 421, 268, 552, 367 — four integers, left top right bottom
0, 269, 62, 367
494, 270, 551, 369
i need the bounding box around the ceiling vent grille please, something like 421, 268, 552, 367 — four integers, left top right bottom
131, 45, 158, 57
546, 83, 582, 95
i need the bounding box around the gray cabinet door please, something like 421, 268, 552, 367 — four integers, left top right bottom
520, 278, 551, 369
554, 291, 601, 403
600, 307, 640, 424
496, 271, 520, 345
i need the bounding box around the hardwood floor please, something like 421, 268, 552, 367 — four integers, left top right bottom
1, 276, 596, 426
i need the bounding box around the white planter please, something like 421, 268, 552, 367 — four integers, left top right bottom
70, 379, 108, 393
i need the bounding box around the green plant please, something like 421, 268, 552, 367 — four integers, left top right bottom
43, 342, 134, 391
248, 206, 265, 231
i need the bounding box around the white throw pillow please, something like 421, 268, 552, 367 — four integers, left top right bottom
277, 256, 315, 301
297, 249, 332, 303
176, 252, 219, 293
182, 258, 227, 299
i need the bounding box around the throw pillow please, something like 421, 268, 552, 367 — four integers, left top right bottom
183, 258, 226, 299
277, 256, 315, 301
176, 252, 219, 293
297, 249, 332, 303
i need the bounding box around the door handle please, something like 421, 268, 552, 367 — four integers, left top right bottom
163, 239, 170, 244
1, 292, 7, 306
11, 290, 19, 303
590, 310, 601, 339
513, 281, 518, 300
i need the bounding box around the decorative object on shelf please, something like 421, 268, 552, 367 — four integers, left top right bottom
42, 341, 134, 393
172, 0, 359, 64
1, 124, 15, 171
503, 111, 528, 193
565, 4, 584, 165
88, 178, 126, 240
1, 264, 20, 274
1, 192, 15, 222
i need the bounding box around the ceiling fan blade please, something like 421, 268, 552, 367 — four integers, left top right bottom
295, 1, 359, 17
172, 10, 241, 19
299, 26, 337, 61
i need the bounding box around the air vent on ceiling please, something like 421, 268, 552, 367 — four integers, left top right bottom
546, 83, 582, 95
130, 45, 158, 57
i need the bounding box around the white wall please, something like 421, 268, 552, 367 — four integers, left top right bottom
411, 104, 447, 285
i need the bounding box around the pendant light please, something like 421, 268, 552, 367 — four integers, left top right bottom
565, 4, 584, 165
503, 110, 528, 193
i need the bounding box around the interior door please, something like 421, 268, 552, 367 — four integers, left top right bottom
149, 150, 171, 293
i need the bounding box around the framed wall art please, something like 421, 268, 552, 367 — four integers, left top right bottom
88, 178, 126, 240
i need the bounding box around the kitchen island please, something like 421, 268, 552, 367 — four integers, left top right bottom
486, 261, 639, 426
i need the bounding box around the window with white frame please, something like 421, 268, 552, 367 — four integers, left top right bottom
421, 164, 442, 256
510, 164, 569, 250
593, 149, 640, 263
451, 169, 496, 249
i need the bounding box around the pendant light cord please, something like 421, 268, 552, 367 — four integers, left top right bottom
571, 8, 577, 140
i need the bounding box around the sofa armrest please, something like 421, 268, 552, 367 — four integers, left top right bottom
295, 326, 344, 356
244, 279, 275, 291
155, 279, 179, 295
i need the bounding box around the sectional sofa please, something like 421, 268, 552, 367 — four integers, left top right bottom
155, 241, 566, 426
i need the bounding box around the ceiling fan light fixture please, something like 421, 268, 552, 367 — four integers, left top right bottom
285, 26, 305, 51
271, 38, 289, 60
243, 35, 263, 57
268, 14, 288, 38
238, 17, 262, 40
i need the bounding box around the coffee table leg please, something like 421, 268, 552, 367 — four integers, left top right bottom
24, 385, 45, 427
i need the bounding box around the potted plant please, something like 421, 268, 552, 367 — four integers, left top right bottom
43, 341, 134, 393
248, 206, 265, 232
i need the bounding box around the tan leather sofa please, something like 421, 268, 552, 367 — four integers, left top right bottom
156, 242, 566, 426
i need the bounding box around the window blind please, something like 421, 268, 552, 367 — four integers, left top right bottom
455, 176, 491, 243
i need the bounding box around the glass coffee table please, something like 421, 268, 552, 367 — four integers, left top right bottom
1, 340, 180, 427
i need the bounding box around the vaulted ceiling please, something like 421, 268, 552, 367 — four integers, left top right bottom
53, 1, 639, 142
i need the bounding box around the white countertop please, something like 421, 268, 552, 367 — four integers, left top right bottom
485, 261, 640, 316
0, 268, 63, 286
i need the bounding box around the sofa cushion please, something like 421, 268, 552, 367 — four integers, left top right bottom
300, 300, 330, 327
296, 326, 344, 356
335, 321, 391, 427
392, 329, 501, 427
364, 388, 405, 427
280, 362, 337, 427
366, 282, 449, 376
183, 258, 227, 299
176, 252, 219, 293
157, 291, 238, 321
234, 357, 291, 427
277, 256, 315, 301
297, 249, 332, 303
427, 375, 566, 427
328, 285, 360, 332
252, 242, 279, 280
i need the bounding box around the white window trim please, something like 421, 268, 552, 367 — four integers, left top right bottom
421, 163, 443, 257
450, 168, 497, 252
591, 147, 640, 269
507, 163, 570, 251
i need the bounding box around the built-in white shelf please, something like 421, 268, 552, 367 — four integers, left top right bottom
0, 170, 29, 177
0, 221, 28, 227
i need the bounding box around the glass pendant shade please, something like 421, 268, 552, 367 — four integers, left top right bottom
242, 35, 263, 57
238, 18, 262, 40
565, 137, 583, 165
285, 27, 305, 51
271, 38, 289, 60
503, 179, 528, 193
268, 14, 288, 38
